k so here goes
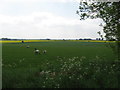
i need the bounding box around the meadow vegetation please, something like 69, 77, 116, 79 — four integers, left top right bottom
2, 41, 120, 88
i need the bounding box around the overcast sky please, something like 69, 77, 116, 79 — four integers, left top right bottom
0, 0, 103, 39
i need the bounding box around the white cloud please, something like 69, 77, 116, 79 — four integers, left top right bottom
0, 12, 103, 39
0, 0, 104, 39
1, 0, 79, 3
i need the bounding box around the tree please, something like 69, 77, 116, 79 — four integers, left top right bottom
76, 1, 120, 60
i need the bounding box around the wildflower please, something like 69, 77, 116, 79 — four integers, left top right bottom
69, 58, 71, 60
40, 71, 45, 75
89, 63, 92, 65
76, 57, 79, 59
46, 63, 49, 65
113, 64, 115, 67
81, 56, 86, 59
57, 84, 60, 88
80, 59, 83, 62
59, 77, 61, 80
84, 72, 87, 75
80, 75, 82, 78
79, 68, 81, 70
64, 62, 66, 64
19, 60, 22, 63
67, 68, 70, 71
110, 66, 113, 69
57, 56, 59, 58
52, 72, 56, 76
104, 68, 106, 71
42, 86, 46, 88
46, 77, 48, 80
61, 67, 63, 70
105, 65, 108, 68
96, 56, 99, 59
78, 64, 81, 67
69, 76, 72, 79
46, 71, 50, 74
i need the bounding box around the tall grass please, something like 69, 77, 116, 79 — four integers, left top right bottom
2, 42, 119, 88
2, 56, 120, 88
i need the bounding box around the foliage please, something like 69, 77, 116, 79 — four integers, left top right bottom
2, 56, 120, 88
76, 1, 120, 59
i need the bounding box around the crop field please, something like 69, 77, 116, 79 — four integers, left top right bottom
2, 40, 120, 88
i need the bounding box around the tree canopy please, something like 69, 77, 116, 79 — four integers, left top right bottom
77, 1, 120, 59
77, 2, 120, 41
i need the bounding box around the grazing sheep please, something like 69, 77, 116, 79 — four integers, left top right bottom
26, 45, 30, 48
34, 48, 40, 54
43, 50, 47, 54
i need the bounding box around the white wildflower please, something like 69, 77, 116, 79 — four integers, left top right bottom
57, 84, 60, 88
19, 60, 22, 63
113, 64, 115, 67
59, 77, 61, 80
42, 86, 46, 88
69, 76, 72, 79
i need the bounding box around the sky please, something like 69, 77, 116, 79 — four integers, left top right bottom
0, 0, 103, 39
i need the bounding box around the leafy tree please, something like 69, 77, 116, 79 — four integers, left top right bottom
76, 1, 120, 60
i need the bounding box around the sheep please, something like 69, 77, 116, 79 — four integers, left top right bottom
34, 48, 40, 54
26, 45, 30, 48
43, 50, 47, 54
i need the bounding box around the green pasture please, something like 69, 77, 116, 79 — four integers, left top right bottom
2, 41, 119, 88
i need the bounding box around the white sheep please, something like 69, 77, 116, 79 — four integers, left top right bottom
26, 45, 30, 48
43, 50, 47, 54
34, 48, 40, 54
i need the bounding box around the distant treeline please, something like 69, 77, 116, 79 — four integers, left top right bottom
0, 38, 51, 40
1, 38, 23, 40
79, 38, 103, 40
0, 38, 116, 41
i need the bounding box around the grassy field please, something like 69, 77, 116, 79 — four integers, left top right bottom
2, 40, 120, 88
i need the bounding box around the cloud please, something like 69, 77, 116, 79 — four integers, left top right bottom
1, 0, 79, 3
0, 12, 102, 39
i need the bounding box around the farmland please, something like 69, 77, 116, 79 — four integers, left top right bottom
2, 40, 120, 88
